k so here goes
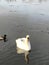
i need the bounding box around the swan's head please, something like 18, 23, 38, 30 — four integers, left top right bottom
26, 35, 30, 40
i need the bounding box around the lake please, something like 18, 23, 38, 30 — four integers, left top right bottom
0, 0, 49, 65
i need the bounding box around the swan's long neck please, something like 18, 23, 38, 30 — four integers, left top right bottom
25, 38, 29, 43
25, 38, 29, 49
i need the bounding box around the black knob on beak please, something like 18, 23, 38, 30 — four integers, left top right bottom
29, 50, 31, 52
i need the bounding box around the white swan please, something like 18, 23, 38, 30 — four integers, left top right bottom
15, 35, 31, 63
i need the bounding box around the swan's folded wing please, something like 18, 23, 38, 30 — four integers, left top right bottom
16, 38, 31, 51
16, 38, 25, 49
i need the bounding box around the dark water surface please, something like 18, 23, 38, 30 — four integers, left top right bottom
0, 0, 49, 65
